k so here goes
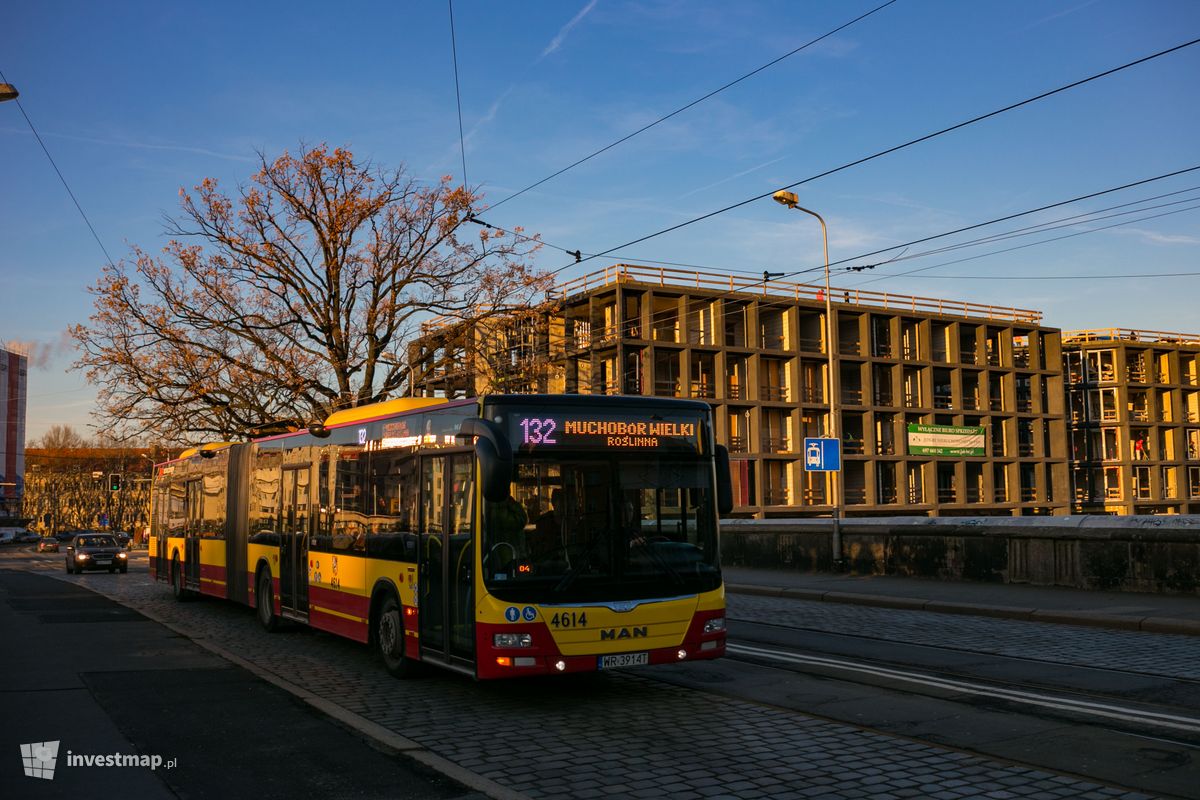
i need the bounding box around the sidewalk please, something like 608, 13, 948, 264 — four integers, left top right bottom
723, 567, 1200, 636
0, 569, 481, 799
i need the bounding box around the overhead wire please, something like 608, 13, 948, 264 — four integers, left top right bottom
448, 0, 469, 189
628, 165, 1200, 288
486, 0, 901, 213
848, 187, 1200, 272
577, 184, 1200, 279
1, 69, 115, 269
545, 37, 1200, 277
529, 166, 1200, 325
847, 201, 1200, 285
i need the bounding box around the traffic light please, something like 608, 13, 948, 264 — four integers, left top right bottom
108, 473, 122, 492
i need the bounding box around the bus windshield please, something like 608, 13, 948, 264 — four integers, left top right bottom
481, 455, 720, 603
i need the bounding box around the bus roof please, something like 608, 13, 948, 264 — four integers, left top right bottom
323, 397, 449, 428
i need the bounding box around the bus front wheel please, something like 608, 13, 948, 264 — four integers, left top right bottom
257, 570, 278, 632
376, 594, 413, 678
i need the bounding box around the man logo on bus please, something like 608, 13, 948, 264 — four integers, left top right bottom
600, 627, 647, 641
504, 607, 520, 622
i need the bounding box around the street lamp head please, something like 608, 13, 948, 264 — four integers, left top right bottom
772, 190, 798, 208
0, 83, 18, 102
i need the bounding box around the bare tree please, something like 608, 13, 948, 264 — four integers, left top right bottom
72, 144, 548, 441
37, 424, 90, 450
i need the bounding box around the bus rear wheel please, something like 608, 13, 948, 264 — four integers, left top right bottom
376, 594, 413, 678
171, 556, 190, 602
257, 570, 278, 632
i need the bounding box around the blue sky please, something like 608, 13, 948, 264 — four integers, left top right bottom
3, 0, 1198, 442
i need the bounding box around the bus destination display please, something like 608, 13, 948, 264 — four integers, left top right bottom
507, 411, 702, 452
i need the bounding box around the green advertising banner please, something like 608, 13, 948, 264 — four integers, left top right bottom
906, 423, 986, 457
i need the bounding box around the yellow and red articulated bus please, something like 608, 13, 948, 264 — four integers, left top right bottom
150, 394, 732, 679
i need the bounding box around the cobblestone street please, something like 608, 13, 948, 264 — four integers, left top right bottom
29, 564, 1161, 800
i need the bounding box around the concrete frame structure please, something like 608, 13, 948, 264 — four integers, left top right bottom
413, 264, 1070, 518
1064, 329, 1200, 515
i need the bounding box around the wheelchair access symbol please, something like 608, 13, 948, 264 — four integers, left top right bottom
804, 438, 841, 472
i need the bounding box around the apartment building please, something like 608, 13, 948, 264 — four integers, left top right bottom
1064, 329, 1200, 514
412, 264, 1069, 518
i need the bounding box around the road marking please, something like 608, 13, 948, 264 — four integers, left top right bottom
728, 642, 1200, 735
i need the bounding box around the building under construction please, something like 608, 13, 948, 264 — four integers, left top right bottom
1063, 328, 1200, 515
412, 264, 1070, 518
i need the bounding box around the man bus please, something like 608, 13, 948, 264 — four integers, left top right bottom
150, 394, 731, 679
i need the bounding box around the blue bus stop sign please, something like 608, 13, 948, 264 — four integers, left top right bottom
803, 438, 841, 472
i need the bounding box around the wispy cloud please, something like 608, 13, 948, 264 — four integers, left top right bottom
0, 126, 254, 162
680, 157, 788, 198
1026, 0, 1100, 30
539, 0, 599, 60
1111, 227, 1200, 246
465, 86, 516, 145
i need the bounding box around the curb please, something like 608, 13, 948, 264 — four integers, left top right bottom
47, 571, 530, 800
726, 583, 1200, 636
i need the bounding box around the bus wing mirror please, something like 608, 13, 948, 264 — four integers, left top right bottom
715, 445, 734, 516
457, 419, 513, 503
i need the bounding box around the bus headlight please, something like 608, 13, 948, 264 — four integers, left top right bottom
702, 617, 725, 634
493, 632, 532, 648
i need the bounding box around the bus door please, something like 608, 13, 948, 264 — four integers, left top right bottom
153, 485, 170, 583
184, 480, 202, 591
419, 452, 476, 666
279, 467, 311, 617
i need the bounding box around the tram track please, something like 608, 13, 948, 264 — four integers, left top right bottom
726, 641, 1200, 738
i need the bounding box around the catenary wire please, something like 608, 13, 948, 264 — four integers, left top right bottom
856, 190, 1200, 269
847, 201, 1200, 285
526, 166, 1200, 324
589, 184, 1200, 278
735, 165, 1200, 283
486, 0, 900, 212
919, 270, 1200, 280
448, 0, 469, 189
546, 37, 1200, 276
1, 69, 116, 268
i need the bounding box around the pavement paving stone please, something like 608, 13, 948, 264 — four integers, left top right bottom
565, 789, 605, 800
27, 565, 1172, 800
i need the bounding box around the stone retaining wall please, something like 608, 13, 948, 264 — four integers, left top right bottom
720, 516, 1200, 595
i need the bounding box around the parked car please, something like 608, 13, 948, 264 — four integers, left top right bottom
56, 530, 81, 543
65, 534, 129, 574
19, 530, 40, 543
37, 537, 60, 553
0, 530, 17, 546
111, 531, 132, 548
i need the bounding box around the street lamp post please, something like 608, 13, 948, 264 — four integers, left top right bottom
773, 190, 842, 568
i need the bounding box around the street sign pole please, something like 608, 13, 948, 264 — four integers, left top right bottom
803, 438, 843, 568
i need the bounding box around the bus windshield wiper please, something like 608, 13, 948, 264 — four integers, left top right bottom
553, 532, 609, 593
631, 538, 684, 586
